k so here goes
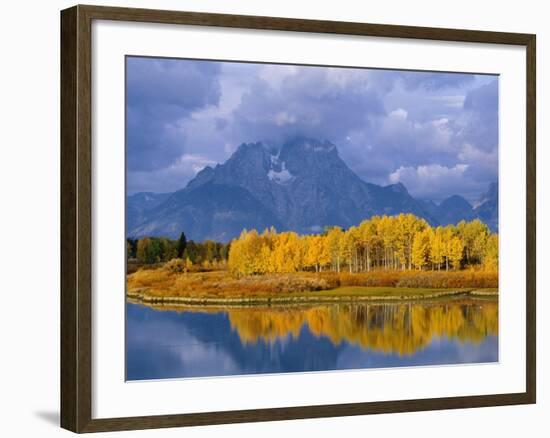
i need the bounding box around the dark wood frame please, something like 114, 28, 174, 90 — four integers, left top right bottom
61, 4, 536, 433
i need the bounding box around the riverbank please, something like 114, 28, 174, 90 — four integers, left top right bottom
127, 285, 498, 307
128, 266, 497, 296
126, 266, 498, 307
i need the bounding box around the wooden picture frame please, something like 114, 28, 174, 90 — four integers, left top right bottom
61, 4, 536, 433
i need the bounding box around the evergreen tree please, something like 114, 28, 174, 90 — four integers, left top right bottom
177, 232, 187, 259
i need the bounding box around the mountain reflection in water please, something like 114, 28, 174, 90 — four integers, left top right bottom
126, 299, 498, 380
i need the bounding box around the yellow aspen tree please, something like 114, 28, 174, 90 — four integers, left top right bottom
270, 233, 284, 272
318, 235, 331, 271
482, 234, 499, 272
470, 220, 489, 265
258, 244, 273, 273
302, 235, 314, 271
304, 235, 327, 272
342, 226, 359, 273
430, 227, 445, 270
377, 216, 395, 270
394, 214, 425, 270
442, 225, 455, 271
412, 228, 432, 270
448, 236, 464, 270
326, 227, 344, 272
227, 233, 243, 275
406, 215, 427, 269
360, 217, 382, 271
457, 219, 489, 265
228, 229, 263, 275
393, 215, 408, 270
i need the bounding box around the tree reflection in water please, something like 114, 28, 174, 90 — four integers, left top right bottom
222, 300, 497, 356
126, 299, 498, 380
142, 299, 498, 356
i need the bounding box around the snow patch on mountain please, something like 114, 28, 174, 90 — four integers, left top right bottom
267, 160, 295, 185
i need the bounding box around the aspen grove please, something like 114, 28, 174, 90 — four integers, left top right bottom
228, 214, 498, 276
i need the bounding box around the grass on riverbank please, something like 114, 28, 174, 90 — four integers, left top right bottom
315, 286, 461, 297
127, 284, 498, 307
127, 266, 498, 300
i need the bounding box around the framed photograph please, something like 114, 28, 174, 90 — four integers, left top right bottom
60, 4, 536, 433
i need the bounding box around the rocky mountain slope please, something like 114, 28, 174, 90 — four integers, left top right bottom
127, 138, 497, 240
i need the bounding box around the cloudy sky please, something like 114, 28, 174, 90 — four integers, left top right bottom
126, 56, 498, 203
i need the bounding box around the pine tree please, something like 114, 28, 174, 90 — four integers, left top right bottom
177, 232, 187, 259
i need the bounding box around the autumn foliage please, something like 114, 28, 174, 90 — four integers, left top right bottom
127, 267, 497, 299
228, 214, 498, 276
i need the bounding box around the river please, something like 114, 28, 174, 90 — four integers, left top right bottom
126, 298, 498, 380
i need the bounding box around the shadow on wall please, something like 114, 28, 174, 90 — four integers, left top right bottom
34, 411, 59, 427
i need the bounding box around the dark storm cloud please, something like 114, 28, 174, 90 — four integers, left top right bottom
460, 79, 499, 152
362, 70, 476, 95
396, 71, 476, 91
126, 57, 222, 171
126, 59, 498, 203
229, 66, 385, 145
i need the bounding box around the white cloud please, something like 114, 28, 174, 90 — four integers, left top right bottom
389, 108, 408, 119
258, 64, 297, 89
458, 142, 497, 165
274, 111, 297, 126
127, 58, 498, 199
388, 163, 480, 202
127, 154, 216, 194
176, 154, 217, 173
428, 95, 466, 108
389, 163, 468, 184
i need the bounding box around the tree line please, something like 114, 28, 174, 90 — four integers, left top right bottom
127, 232, 230, 266
227, 214, 498, 276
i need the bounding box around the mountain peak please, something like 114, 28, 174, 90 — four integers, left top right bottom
386, 182, 408, 195
429, 194, 474, 226
186, 165, 215, 190
440, 194, 472, 210
127, 140, 499, 240
473, 182, 498, 232
234, 141, 264, 154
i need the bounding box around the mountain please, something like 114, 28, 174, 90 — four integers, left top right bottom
127, 138, 497, 240
128, 182, 284, 242
431, 195, 474, 226
418, 185, 497, 232
418, 199, 439, 219
473, 182, 498, 232
126, 192, 171, 231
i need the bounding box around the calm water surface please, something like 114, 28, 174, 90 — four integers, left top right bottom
126, 299, 498, 380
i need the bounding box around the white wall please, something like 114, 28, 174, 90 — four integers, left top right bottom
0, 0, 545, 436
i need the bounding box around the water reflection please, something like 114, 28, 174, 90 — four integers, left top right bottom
126, 299, 498, 380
